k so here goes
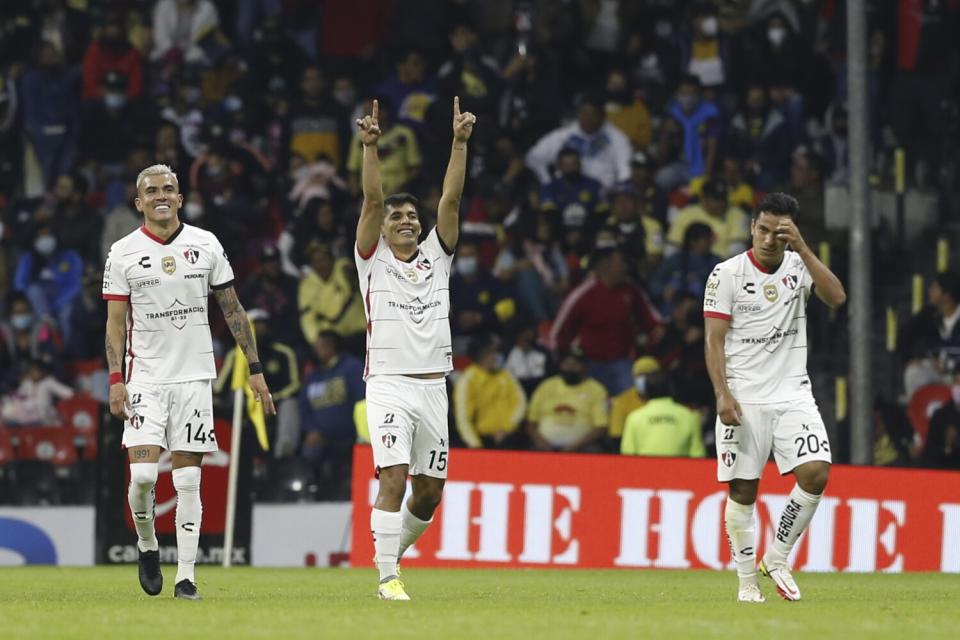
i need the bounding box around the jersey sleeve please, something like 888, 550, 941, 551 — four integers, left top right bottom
703, 263, 733, 320
101, 246, 130, 300
423, 227, 455, 268
209, 235, 236, 290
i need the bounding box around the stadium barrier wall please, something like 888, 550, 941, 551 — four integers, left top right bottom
350, 445, 960, 573
0, 507, 95, 565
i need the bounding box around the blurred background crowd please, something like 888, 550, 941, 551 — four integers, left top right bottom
1, 0, 959, 504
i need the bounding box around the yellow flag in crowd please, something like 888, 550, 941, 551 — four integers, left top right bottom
230, 324, 270, 451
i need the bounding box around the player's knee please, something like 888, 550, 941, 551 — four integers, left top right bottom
129, 462, 158, 489
416, 480, 445, 511
376, 466, 407, 506
172, 466, 201, 494
798, 463, 829, 494
728, 479, 758, 505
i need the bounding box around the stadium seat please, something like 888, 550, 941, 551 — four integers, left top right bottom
17, 427, 78, 467
58, 394, 101, 460
906, 384, 951, 448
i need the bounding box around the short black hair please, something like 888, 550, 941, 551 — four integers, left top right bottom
678, 74, 701, 90
935, 271, 960, 302
755, 192, 799, 220
645, 370, 672, 399
316, 329, 342, 352
558, 146, 581, 160
683, 222, 714, 248
467, 333, 499, 361
384, 192, 419, 212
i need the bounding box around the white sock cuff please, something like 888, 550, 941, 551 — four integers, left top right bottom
725, 497, 754, 519
173, 466, 201, 491
401, 500, 432, 525
791, 484, 822, 505
129, 462, 159, 486
371, 508, 401, 534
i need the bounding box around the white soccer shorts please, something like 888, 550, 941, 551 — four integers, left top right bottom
715, 394, 832, 482
122, 379, 218, 453
366, 375, 450, 478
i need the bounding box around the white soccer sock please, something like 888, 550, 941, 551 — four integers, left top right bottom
128, 463, 159, 552
398, 500, 432, 560
724, 497, 758, 586
173, 466, 202, 584
765, 484, 822, 567
371, 508, 401, 581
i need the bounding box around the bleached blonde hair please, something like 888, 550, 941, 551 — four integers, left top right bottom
136, 164, 179, 193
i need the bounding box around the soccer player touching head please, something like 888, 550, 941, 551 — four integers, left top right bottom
355, 97, 475, 601
703, 193, 845, 603
103, 164, 275, 600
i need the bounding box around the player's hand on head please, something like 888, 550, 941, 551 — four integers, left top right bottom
249, 373, 277, 415
452, 96, 477, 142
355, 99, 382, 146
109, 382, 129, 420
775, 218, 806, 252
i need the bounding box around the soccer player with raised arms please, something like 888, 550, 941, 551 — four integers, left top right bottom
103, 164, 276, 600
355, 96, 475, 600
703, 193, 846, 603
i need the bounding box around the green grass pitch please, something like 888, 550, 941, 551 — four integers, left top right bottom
2, 567, 958, 640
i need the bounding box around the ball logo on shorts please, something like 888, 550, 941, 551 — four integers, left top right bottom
382, 433, 397, 448
721, 450, 737, 467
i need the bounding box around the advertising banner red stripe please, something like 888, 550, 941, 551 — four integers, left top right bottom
351, 445, 960, 572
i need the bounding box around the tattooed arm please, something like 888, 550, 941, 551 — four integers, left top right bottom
106, 299, 129, 419
212, 286, 277, 414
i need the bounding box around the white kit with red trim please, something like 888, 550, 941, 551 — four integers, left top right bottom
703, 249, 814, 403
102, 224, 234, 383
354, 228, 455, 379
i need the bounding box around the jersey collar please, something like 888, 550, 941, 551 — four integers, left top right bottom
140, 223, 184, 245
746, 248, 782, 274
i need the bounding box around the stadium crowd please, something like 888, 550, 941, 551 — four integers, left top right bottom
1, 0, 959, 503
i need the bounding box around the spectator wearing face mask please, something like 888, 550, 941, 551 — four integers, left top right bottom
539, 148, 608, 233
82, 12, 144, 101
13, 225, 83, 342
682, 4, 729, 90
655, 75, 719, 190
603, 68, 652, 150
453, 334, 527, 449
526, 348, 609, 453
0, 293, 62, 392
81, 71, 150, 168
609, 356, 661, 447
450, 241, 515, 348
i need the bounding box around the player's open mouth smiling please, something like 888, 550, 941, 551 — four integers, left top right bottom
398, 228, 415, 237
155, 204, 171, 212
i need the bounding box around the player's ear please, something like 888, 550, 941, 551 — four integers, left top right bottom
134, 197, 142, 212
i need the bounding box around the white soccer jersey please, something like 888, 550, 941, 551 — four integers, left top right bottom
355, 228, 454, 379
102, 224, 235, 384
703, 249, 815, 403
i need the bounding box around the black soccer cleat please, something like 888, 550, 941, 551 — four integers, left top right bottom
137, 549, 163, 596
174, 579, 202, 601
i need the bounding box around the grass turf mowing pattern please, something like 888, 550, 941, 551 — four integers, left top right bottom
1, 567, 957, 640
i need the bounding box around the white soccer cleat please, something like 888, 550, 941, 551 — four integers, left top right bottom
377, 577, 410, 601
737, 582, 766, 603
759, 559, 801, 601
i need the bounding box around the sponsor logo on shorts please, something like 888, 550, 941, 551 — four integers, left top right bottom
721, 450, 737, 467
382, 433, 397, 448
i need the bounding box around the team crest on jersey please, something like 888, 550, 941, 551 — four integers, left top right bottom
782, 274, 798, 290
184, 248, 200, 264
415, 256, 432, 271
763, 283, 778, 302
162, 256, 176, 274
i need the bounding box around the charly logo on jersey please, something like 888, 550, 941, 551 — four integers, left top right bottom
162, 256, 176, 275
183, 248, 200, 264
145, 297, 205, 331
763, 283, 778, 302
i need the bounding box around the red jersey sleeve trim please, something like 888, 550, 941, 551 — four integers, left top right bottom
703, 311, 731, 320
102, 294, 130, 301
356, 240, 377, 260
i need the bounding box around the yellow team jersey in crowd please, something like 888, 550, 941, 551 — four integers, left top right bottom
609, 388, 648, 439
347, 124, 423, 195
298, 257, 366, 344
620, 397, 706, 458
688, 176, 755, 211
667, 204, 749, 257
453, 364, 527, 448
527, 376, 608, 448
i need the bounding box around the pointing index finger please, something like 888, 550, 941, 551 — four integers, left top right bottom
454, 96, 460, 117
372, 99, 379, 121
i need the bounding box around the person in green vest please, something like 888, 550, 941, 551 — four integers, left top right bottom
620, 370, 705, 458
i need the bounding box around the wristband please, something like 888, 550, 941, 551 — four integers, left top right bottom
249, 361, 263, 375
109, 372, 123, 385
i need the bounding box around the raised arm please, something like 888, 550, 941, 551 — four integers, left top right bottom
106, 299, 129, 419
775, 218, 847, 309
436, 96, 476, 250
213, 286, 276, 415
356, 99, 385, 257
705, 316, 741, 426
